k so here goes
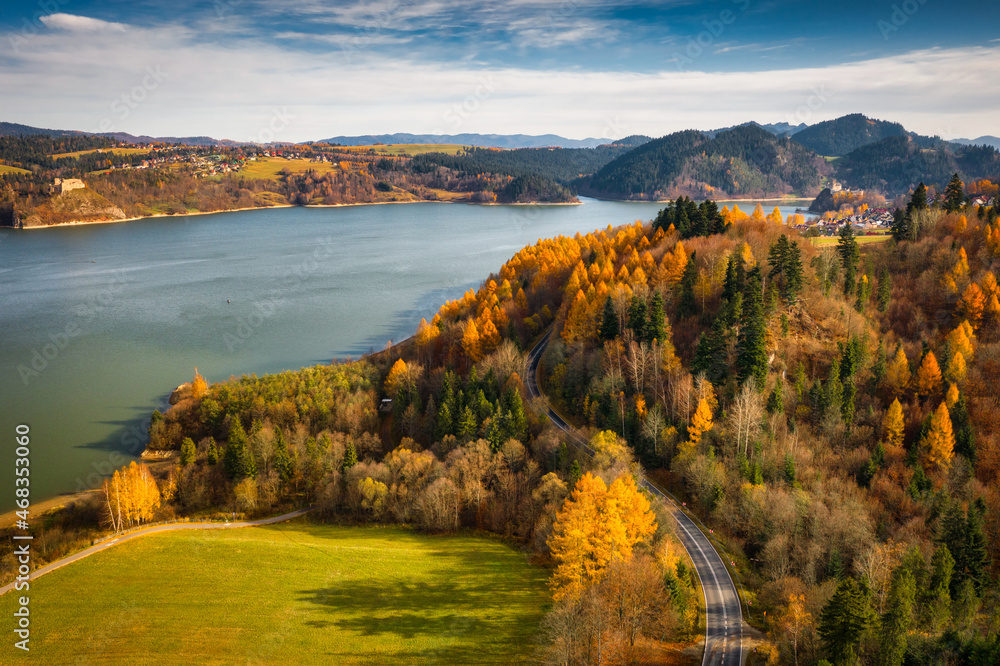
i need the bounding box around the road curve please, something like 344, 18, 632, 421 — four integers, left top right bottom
0, 507, 313, 598
526, 331, 743, 666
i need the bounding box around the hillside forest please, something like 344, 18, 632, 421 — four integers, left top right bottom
4, 175, 1000, 663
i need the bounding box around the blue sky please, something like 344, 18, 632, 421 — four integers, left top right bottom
1, 0, 998, 141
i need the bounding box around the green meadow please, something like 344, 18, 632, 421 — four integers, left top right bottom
2, 521, 549, 664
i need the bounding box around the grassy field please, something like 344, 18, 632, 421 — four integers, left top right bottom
338, 144, 467, 156
240, 157, 341, 180
0, 163, 30, 174
811, 233, 891, 247
0, 521, 549, 664
51, 147, 152, 159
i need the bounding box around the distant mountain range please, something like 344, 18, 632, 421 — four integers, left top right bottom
704, 121, 807, 139
951, 136, 1000, 151
2, 116, 998, 198
314, 132, 615, 149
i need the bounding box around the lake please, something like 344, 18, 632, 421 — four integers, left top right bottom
0, 198, 808, 510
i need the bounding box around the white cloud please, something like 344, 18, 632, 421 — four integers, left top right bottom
1, 17, 997, 142
39, 13, 129, 33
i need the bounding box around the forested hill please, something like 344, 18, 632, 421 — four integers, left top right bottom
791, 113, 909, 157
576, 124, 827, 200
411, 143, 639, 185
836, 135, 1000, 192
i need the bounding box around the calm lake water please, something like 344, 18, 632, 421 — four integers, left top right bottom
0, 198, 808, 510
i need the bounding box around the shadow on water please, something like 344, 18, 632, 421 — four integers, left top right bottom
77, 391, 173, 455
343, 282, 480, 357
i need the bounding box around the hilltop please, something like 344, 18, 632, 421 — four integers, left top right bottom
790, 113, 909, 157
576, 124, 827, 200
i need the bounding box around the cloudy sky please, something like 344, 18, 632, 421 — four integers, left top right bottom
1, 0, 998, 141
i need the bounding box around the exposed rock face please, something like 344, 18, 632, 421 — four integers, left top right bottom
19, 187, 127, 228
169, 383, 192, 405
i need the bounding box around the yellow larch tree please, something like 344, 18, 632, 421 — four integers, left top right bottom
687, 398, 713, 448
767, 206, 784, 225
660, 241, 688, 287
948, 324, 974, 360
916, 351, 943, 396
945, 382, 960, 407
923, 401, 955, 476
739, 241, 756, 268
960, 282, 985, 328
884, 347, 911, 395
561, 289, 592, 346
548, 472, 656, 601
461, 319, 481, 362
883, 398, 905, 448
945, 350, 967, 385
191, 367, 208, 399
751, 203, 766, 223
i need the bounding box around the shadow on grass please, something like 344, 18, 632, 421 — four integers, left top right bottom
297, 553, 543, 661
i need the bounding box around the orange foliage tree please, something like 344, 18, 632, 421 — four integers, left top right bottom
548, 473, 657, 601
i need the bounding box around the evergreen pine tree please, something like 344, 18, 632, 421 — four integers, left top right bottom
598, 296, 618, 341
878, 569, 916, 666
735, 268, 768, 390
569, 459, 581, 486
877, 266, 892, 312
676, 252, 698, 318
784, 239, 804, 303
206, 438, 219, 465
950, 394, 975, 463
817, 577, 872, 665
944, 173, 965, 213
646, 291, 666, 343
436, 401, 454, 441
180, 437, 196, 466
691, 317, 729, 386
224, 420, 248, 480
837, 223, 860, 296
627, 295, 648, 341
909, 183, 928, 213
273, 429, 294, 483
342, 442, 359, 470
767, 381, 783, 414
890, 208, 910, 242
924, 544, 953, 632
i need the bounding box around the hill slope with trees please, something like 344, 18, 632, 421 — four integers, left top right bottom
576, 124, 828, 200
791, 114, 909, 157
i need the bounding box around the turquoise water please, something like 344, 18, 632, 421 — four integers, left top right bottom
0, 198, 807, 509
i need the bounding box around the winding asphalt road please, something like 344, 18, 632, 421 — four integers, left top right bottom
526, 331, 743, 666
0, 507, 313, 598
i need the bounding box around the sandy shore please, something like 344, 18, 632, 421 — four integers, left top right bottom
14, 197, 582, 230
0, 490, 100, 529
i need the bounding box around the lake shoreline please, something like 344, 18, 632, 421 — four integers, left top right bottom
12, 198, 583, 231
